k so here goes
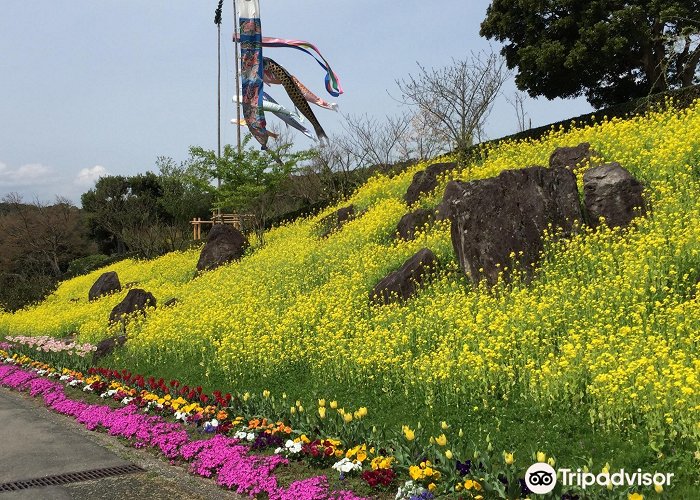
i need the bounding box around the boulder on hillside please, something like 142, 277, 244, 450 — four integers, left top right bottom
88, 271, 121, 301
583, 162, 645, 228
370, 248, 438, 306
549, 142, 599, 172
196, 224, 249, 272
92, 334, 126, 363
404, 162, 457, 206
317, 205, 355, 238
109, 289, 157, 325
396, 208, 434, 241
442, 166, 583, 285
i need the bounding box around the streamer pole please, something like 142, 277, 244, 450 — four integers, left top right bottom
233, 0, 242, 155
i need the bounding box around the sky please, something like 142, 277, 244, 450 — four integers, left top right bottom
0, 1, 594, 205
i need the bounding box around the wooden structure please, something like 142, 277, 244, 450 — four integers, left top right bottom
191, 211, 256, 240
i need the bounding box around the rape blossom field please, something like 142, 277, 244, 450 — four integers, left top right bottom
1, 101, 700, 497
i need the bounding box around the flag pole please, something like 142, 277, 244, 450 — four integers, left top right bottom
233, 0, 242, 156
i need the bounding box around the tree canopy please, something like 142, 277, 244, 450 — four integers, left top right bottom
480, 0, 700, 107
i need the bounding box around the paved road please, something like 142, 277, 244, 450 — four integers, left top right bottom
0, 387, 242, 500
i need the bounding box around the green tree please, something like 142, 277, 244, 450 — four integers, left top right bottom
480, 1, 700, 107
188, 135, 316, 236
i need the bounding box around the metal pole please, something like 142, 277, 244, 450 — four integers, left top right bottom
233, 0, 242, 155
217, 22, 222, 188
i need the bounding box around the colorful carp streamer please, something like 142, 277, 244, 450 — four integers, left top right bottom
264, 71, 338, 112
234, 35, 343, 98
264, 57, 328, 143
237, 0, 269, 149
234, 93, 315, 141
259, 37, 343, 97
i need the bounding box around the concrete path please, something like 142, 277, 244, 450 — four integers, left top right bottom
0, 387, 243, 500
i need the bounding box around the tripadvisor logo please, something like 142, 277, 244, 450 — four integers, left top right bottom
525, 463, 557, 494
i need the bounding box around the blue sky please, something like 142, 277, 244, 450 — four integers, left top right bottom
0, 1, 593, 204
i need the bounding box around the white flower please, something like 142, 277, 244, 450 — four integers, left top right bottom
83, 385, 93, 392
68, 379, 81, 387
274, 447, 284, 454
285, 440, 302, 454
234, 431, 248, 440
121, 397, 134, 405
246, 432, 255, 441
331, 458, 362, 473
59, 375, 71, 381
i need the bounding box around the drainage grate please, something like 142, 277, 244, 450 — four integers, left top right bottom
0, 464, 145, 492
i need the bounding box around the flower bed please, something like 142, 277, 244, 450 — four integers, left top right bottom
0, 347, 658, 499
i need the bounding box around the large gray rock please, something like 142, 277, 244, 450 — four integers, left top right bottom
404, 162, 456, 206
442, 166, 583, 285
583, 162, 645, 228
318, 205, 355, 238
549, 142, 599, 172
88, 271, 121, 301
396, 208, 434, 240
109, 289, 157, 324
196, 224, 249, 271
370, 248, 438, 305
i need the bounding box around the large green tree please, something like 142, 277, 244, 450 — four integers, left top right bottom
480, 1, 700, 107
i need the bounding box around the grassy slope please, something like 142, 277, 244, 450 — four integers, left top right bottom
1, 102, 699, 489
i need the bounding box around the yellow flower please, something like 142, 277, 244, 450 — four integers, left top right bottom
356, 406, 368, 418
445, 450, 453, 460
343, 412, 353, 423
441, 421, 449, 430
318, 398, 326, 407
654, 483, 663, 494
262, 389, 270, 398
504, 452, 514, 465
290, 406, 296, 415
464, 479, 482, 491
318, 406, 326, 419
409, 465, 422, 481
428, 483, 436, 492
402, 425, 415, 441
628, 493, 644, 500
330, 400, 338, 409
435, 434, 447, 446
536, 451, 546, 462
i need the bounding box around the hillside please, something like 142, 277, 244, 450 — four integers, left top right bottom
2, 101, 699, 487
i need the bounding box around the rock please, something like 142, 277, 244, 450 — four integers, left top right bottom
442, 166, 582, 285
404, 162, 457, 206
318, 205, 355, 238
370, 248, 438, 305
93, 335, 126, 364
549, 142, 599, 172
396, 208, 434, 240
109, 289, 157, 324
88, 271, 121, 301
583, 162, 645, 228
163, 298, 179, 307
196, 224, 249, 272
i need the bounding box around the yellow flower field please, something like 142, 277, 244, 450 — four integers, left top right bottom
1, 100, 699, 452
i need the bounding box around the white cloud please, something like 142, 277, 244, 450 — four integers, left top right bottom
74, 165, 108, 186
0, 161, 55, 186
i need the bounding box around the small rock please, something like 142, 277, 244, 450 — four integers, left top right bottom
196, 224, 249, 272
318, 205, 355, 238
93, 335, 126, 364
88, 271, 121, 301
163, 298, 179, 307
583, 162, 645, 228
549, 142, 600, 171
370, 248, 438, 305
404, 162, 457, 206
109, 289, 157, 324
396, 208, 434, 240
